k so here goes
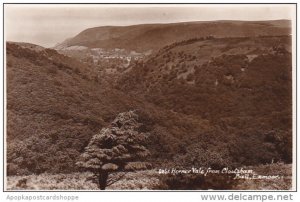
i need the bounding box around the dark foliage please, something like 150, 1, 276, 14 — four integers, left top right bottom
6, 43, 139, 175
118, 35, 292, 167
77, 111, 151, 189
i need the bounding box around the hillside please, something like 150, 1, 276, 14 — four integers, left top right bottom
6, 42, 215, 176
118, 35, 293, 166
55, 20, 291, 53
120, 35, 292, 117
6, 42, 141, 174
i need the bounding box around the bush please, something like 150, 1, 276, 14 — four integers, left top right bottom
229, 130, 282, 166
173, 142, 233, 169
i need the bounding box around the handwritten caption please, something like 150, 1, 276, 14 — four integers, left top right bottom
157, 167, 282, 180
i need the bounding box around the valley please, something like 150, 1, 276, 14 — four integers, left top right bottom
6, 19, 293, 190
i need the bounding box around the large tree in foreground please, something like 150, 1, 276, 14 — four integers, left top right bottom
76, 111, 151, 190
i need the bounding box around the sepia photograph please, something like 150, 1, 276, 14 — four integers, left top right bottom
3, 3, 296, 191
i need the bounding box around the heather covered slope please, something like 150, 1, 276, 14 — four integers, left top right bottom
6, 42, 214, 175
118, 35, 293, 166
55, 20, 291, 52
120, 35, 292, 118
6, 42, 140, 174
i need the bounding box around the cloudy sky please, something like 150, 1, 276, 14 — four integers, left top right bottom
5, 4, 295, 47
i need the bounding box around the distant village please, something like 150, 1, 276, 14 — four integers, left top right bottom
57, 46, 151, 74
90, 48, 145, 62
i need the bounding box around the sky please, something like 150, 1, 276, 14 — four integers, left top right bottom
4, 4, 295, 47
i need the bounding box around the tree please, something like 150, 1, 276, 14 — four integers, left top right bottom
76, 111, 151, 190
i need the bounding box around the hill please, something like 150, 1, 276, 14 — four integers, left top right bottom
6, 42, 140, 174
118, 35, 293, 166
6, 42, 214, 175
54, 20, 291, 53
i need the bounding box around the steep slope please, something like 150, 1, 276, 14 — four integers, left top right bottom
55, 20, 291, 52
120, 35, 292, 117
6, 42, 215, 175
6, 42, 140, 174
119, 35, 293, 165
